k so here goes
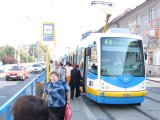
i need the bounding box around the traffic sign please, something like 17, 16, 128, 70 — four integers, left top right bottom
42, 23, 54, 41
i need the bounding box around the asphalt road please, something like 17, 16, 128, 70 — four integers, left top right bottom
0, 73, 40, 106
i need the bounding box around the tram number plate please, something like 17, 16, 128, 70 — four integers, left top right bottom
123, 93, 131, 97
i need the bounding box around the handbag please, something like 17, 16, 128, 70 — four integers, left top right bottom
64, 104, 72, 120
79, 77, 84, 86
80, 80, 84, 86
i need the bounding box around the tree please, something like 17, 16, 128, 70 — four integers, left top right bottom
0, 45, 17, 64
28, 42, 44, 62
2, 56, 17, 64
20, 49, 34, 63
28, 44, 38, 58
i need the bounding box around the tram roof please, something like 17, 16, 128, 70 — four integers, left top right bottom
78, 32, 142, 48
81, 32, 142, 41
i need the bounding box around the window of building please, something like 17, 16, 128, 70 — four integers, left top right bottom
148, 51, 153, 65
136, 15, 141, 26
153, 52, 160, 65
149, 7, 155, 21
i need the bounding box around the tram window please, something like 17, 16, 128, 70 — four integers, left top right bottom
86, 47, 91, 56
77, 47, 85, 77
101, 38, 145, 76
88, 46, 98, 75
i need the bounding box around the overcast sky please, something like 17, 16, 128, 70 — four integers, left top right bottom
0, 0, 146, 56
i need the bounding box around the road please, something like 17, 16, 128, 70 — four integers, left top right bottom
0, 73, 40, 106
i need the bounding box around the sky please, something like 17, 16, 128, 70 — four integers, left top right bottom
0, 0, 146, 56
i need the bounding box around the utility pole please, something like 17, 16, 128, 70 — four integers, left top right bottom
17, 48, 20, 64
14, 49, 17, 60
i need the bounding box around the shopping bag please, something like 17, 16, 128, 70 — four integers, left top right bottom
64, 104, 72, 120
35, 82, 44, 97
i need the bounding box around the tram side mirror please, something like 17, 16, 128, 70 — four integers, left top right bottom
86, 47, 91, 56
144, 52, 147, 60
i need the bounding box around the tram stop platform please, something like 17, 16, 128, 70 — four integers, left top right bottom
70, 96, 96, 120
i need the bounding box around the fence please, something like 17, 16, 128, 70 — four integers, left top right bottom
0, 70, 46, 120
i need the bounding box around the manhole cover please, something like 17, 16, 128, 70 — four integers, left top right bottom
0, 95, 7, 98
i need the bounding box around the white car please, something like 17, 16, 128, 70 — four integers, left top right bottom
32, 64, 43, 73
39, 62, 46, 70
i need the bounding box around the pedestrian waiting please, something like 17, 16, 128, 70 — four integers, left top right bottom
51, 62, 64, 80
64, 63, 73, 84
42, 71, 71, 120
70, 64, 81, 100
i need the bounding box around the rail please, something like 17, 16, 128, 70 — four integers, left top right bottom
0, 70, 46, 120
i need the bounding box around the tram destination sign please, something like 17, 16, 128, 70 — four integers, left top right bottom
102, 37, 140, 47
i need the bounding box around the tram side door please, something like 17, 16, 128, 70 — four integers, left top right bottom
83, 47, 91, 90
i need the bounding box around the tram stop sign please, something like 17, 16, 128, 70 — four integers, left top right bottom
42, 23, 55, 47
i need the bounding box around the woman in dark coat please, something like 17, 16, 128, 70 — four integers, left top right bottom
70, 64, 81, 100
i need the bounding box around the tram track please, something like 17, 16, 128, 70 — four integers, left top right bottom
146, 89, 160, 102
145, 96, 160, 104
131, 105, 159, 120
82, 95, 159, 120
97, 102, 159, 120
82, 95, 116, 120
96, 104, 116, 120
146, 80, 160, 103
146, 90, 160, 103
147, 88, 160, 94
146, 79, 160, 93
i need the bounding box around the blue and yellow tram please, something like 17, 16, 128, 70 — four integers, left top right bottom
76, 28, 147, 105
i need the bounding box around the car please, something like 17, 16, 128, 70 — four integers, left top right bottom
6, 65, 29, 81
31, 64, 43, 73
39, 62, 46, 70
25, 63, 34, 73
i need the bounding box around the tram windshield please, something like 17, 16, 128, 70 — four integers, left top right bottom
101, 37, 145, 77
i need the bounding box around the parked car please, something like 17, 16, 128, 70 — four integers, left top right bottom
6, 65, 29, 81
32, 64, 43, 73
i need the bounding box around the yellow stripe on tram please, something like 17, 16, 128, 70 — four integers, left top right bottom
86, 87, 147, 97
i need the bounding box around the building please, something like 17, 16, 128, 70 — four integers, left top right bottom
98, 0, 160, 77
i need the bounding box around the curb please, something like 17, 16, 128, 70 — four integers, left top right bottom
80, 97, 97, 120
146, 78, 160, 83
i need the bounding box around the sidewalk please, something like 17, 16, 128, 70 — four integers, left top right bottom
70, 97, 97, 120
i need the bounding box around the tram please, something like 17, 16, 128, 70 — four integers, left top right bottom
74, 28, 147, 105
